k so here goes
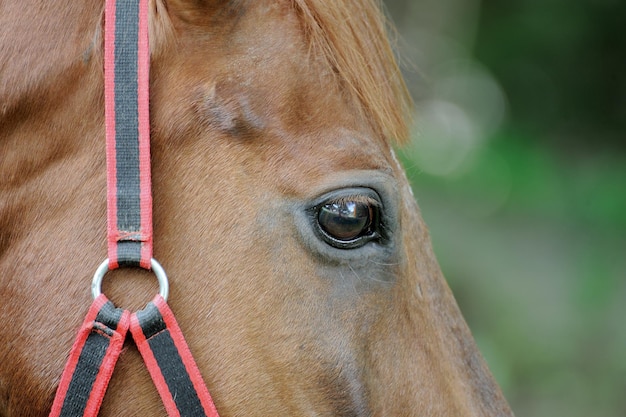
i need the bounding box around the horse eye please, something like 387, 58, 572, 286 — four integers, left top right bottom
315, 195, 380, 249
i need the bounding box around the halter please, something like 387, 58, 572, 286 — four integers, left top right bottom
49, 1, 220, 416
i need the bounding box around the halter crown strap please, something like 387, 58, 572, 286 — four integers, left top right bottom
105, 0, 152, 269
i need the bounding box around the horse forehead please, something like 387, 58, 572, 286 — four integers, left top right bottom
185, 82, 393, 192
151, 4, 393, 173
163, 0, 302, 57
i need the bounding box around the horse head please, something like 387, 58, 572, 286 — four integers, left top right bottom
0, 1, 514, 415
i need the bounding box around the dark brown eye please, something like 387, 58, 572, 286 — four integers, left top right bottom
315, 195, 380, 249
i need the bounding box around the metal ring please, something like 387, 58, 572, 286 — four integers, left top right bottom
91, 258, 169, 302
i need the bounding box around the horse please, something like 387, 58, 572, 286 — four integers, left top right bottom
0, 0, 515, 415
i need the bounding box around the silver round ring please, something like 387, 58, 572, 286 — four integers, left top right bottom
91, 258, 169, 302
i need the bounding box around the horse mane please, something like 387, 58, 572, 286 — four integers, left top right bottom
293, 0, 413, 144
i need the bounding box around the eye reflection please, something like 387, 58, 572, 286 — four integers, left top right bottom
317, 197, 377, 244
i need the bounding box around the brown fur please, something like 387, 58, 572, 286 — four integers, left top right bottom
0, 1, 513, 416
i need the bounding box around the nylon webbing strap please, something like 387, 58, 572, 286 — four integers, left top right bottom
49, 296, 130, 417
51, 0, 221, 415
50, 298, 221, 417
130, 296, 220, 417
105, 0, 152, 269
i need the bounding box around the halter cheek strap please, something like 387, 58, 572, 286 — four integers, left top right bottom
130, 296, 220, 417
49, 296, 220, 417
48, 296, 130, 417
49, 0, 220, 416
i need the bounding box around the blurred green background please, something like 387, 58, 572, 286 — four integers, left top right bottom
383, 0, 626, 416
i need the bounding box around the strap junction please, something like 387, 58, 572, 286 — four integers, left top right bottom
49, 296, 220, 417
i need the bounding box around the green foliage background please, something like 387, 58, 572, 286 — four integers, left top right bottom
383, 0, 626, 415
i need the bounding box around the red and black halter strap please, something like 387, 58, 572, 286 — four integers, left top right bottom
48, 296, 130, 417
105, 0, 152, 269
49, 1, 220, 416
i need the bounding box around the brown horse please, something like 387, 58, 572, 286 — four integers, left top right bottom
0, 0, 514, 415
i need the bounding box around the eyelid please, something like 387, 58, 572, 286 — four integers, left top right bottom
327, 194, 381, 208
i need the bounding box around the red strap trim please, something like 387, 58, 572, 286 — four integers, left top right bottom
153, 296, 220, 417
104, 0, 117, 267
130, 296, 220, 417
49, 296, 130, 417
129, 312, 177, 416
105, 0, 152, 269
137, 0, 152, 268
